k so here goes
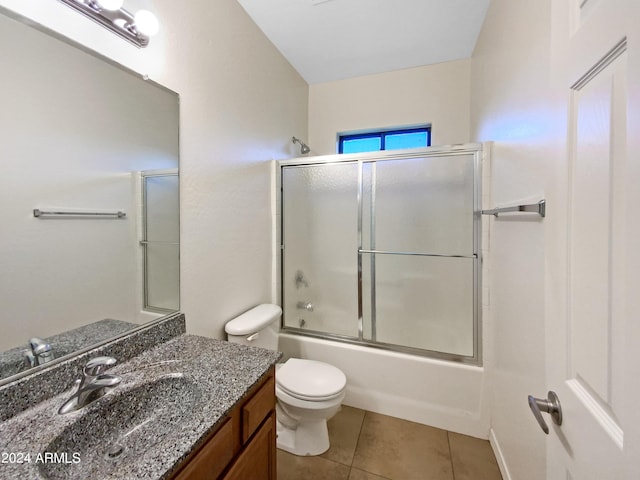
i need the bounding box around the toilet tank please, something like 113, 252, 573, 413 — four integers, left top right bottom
225, 304, 281, 350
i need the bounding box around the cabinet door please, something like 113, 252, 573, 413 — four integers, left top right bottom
172, 419, 234, 480
223, 413, 276, 480
242, 375, 274, 443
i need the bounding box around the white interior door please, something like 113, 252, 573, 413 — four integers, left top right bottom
545, 0, 640, 478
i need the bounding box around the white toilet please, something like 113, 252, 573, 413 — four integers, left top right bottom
225, 304, 346, 456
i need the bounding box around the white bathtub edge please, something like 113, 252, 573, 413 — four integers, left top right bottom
279, 332, 491, 439
344, 384, 489, 439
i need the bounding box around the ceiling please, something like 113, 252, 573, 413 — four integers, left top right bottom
237, 0, 492, 85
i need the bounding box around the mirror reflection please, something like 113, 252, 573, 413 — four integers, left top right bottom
0, 9, 180, 382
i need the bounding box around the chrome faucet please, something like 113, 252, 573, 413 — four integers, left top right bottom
25, 337, 54, 367
58, 356, 121, 414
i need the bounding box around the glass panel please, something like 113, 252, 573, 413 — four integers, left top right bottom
362, 253, 474, 356
143, 173, 179, 312
282, 164, 359, 337
342, 136, 381, 154
145, 243, 179, 311
362, 162, 374, 251
364, 154, 475, 255
385, 131, 428, 150
361, 252, 374, 341
144, 175, 179, 242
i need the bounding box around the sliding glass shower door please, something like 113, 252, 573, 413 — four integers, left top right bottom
360, 154, 476, 357
281, 163, 359, 337
280, 145, 481, 363
141, 170, 180, 313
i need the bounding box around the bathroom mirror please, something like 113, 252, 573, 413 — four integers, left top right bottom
0, 8, 180, 385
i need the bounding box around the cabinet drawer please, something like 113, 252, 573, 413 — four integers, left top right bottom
242, 375, 275, 443
172, 418, 234, 480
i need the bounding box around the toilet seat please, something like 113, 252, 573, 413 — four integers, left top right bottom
277, 384, 344, 402
276, 358, 346, 402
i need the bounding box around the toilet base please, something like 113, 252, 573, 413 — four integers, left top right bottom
276, 417, 330, 456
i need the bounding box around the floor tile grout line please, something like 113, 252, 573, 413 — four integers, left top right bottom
351, 410, 367, 466
349, 409, 369, 477
351, 410, 394, 480
447, 430, 457, 480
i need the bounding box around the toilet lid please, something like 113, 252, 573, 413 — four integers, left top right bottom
277, 358, 346, 400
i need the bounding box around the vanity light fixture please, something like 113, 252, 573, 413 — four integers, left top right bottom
57, 0, 159, 48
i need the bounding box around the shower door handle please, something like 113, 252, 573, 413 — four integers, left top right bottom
528, 391, 562, 434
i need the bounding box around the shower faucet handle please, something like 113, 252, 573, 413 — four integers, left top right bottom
296, 301, 314, 312
295, 270, 308, 288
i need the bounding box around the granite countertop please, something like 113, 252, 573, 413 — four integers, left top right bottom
0, 319, 138, 381
0, 334, 281, 480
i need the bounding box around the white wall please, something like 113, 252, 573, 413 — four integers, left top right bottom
0, 0, 309, 340
471, 0, 561, 478
152, 1, 308, 338
308, 59, 471, 155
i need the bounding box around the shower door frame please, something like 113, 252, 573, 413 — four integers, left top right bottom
277, 143, 483, 365
140, 168, 180, 314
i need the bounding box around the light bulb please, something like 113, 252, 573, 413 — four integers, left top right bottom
134, 10, 159, 37
96, 0, 123, 11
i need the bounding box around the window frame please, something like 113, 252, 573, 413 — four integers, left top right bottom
338, 126, 431, 154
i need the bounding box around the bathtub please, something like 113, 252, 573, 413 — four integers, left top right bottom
278, 332, 491, 438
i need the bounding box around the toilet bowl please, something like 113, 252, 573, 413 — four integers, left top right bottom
275, 358, 346, 455
224, 304, 347, 456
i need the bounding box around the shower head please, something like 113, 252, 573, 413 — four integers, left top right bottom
292, 136, 311, 155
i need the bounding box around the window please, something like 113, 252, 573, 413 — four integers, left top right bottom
339, 126, 431, 154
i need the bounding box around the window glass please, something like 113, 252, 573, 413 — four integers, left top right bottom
385, 131, 428, 150
341, 136, 382, 154
339, 127, 430, 154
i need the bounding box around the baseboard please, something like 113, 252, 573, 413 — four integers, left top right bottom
489, 428, 512, 480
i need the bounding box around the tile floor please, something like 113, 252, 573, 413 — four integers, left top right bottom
277, 406, 503, 480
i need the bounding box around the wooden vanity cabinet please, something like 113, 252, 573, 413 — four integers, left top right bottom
223, 412, 276, 480
170, 366, 276, 480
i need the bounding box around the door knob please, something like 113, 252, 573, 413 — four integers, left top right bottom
528, 391, 562, 434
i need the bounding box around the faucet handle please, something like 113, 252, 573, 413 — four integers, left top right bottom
29, 337, 51, 355
84, 356, 117, 377
296, 301, 314, 312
